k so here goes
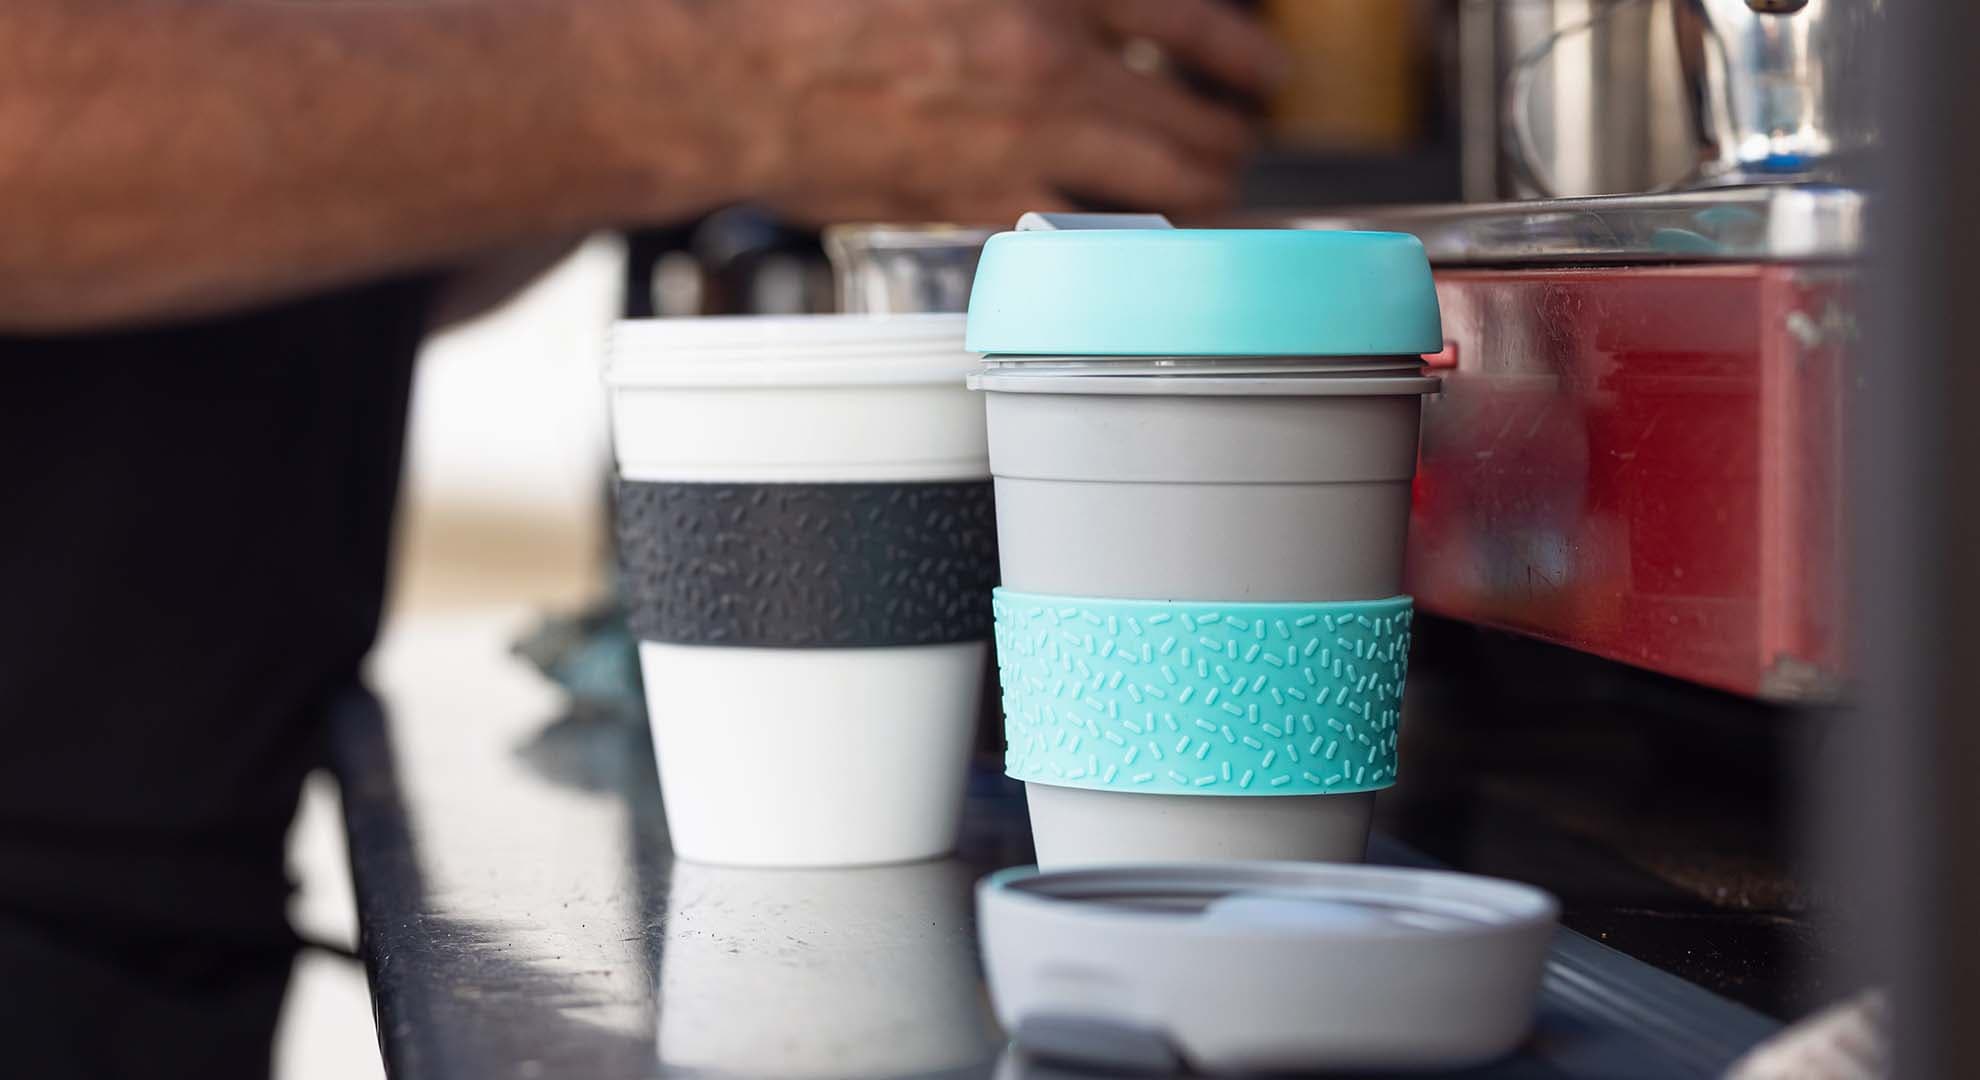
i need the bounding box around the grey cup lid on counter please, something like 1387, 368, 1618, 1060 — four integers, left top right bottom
977, 861, 1559, 1075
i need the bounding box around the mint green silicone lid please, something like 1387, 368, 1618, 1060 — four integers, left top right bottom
964, 229, 1442, 357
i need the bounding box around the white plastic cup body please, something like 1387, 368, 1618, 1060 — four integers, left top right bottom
640, 641, 985, 866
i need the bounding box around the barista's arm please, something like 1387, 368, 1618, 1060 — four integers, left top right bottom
0, 0, 1283, 333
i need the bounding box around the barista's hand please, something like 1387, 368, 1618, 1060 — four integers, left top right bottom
0, 0, 1276, 329
692, 0, 1287, 224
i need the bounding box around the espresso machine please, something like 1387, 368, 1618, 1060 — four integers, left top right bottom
1286, 1, 1879, 1062
1295, 0, 1870, 702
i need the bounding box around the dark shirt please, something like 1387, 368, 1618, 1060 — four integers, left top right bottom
0, 276, 436, 1075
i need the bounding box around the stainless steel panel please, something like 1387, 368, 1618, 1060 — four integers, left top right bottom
1279, 184, 1863, 264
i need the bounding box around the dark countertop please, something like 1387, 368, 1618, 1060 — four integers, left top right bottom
333, 609, 1783, 1079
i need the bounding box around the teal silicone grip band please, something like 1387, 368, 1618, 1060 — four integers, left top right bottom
993, 590, 1412, 797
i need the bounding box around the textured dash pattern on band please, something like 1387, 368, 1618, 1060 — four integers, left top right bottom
616, 480, 998, 647
994, 590, 1411, 796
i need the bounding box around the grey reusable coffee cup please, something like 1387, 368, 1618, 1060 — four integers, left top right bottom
965, 227, 1443, 868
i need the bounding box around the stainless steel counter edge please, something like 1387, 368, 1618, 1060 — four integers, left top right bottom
1275, 185, 1865, 265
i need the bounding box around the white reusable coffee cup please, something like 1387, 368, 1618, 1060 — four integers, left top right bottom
965, 227, 1443, 868
606, 314, 997, 867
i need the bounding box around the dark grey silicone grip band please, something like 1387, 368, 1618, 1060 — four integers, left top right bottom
615, 479, 999, 647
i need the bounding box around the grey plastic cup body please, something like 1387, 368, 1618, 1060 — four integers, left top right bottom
974, 363, 1433, 866
983, 386, 1425, 601
1025, 784, 1375, 869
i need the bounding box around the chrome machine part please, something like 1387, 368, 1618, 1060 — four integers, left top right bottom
1677, 0, 1881, 187
1461, 0, 1699, 200
1460, 0, 1879, 200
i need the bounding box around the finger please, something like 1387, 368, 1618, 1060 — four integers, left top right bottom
779, 117, 1070, 229
894, 111, 1033, 198
1071, 55, 1258, 164
1032, 120, 1237, 215
1091, 0, 1290, 99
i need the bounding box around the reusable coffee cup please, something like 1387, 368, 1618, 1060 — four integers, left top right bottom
606, 314, 997, 867
965, 226, 1443, 868
657, 860, 1000, 1077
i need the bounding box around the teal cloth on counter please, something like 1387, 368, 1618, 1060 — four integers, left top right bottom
994, 590, 1411, 797
965, 229, 1442, 357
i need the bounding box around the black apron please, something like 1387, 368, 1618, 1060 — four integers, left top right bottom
0, 275, 435, 1077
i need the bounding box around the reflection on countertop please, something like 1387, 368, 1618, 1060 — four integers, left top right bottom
336, 606, 1779, 1080
657, 860, 998, 1077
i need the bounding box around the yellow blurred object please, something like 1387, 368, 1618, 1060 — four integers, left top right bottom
1265, 0, 1424, 152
